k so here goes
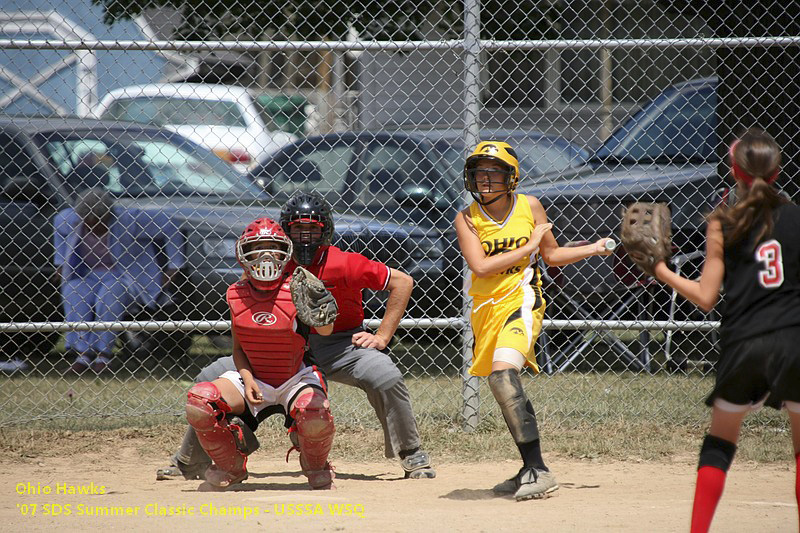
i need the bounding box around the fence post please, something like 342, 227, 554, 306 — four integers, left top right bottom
461, 0, 481, 433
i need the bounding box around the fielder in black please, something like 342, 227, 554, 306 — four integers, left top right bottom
651, 129, 800, 532
157, 191, 435, 481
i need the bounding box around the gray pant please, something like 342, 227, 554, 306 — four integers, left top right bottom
310, 329, 421, 458
174, 329, 421, 470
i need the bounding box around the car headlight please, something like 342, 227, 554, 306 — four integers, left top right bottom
201, 237, 238, 259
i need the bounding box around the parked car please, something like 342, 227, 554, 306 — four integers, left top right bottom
0, 116, 446, 367
516, 77, 720, 299
246, 131, 471, 316
93, 83, 297, 173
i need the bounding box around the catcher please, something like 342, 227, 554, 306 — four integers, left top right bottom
455, 140, 613, 501
184, 217, 338, 490
631, 129, 800, 532
160, 191, 435, 483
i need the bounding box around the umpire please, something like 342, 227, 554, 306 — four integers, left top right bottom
158, 191, 435, 480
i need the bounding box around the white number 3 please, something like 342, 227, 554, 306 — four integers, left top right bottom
755, 239, 784, 288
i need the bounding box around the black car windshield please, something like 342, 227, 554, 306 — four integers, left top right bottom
591, 85, 718, 165
40, 131, 263, 199
434, 136, 581, 178
256, 136, 460, 210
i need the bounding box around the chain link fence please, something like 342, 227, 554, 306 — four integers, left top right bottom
1, 1, 798, 429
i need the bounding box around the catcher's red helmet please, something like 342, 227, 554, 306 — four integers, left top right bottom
236, 218, 293, 290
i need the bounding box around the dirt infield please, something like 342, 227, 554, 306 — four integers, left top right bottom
1, 449, 795, 532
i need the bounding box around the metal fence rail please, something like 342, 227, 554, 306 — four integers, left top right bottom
0, 318, 720, 333
5, 36, 800, 51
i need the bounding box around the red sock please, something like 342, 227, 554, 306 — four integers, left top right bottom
795, 453, 800, 527
691, 465, 727, 533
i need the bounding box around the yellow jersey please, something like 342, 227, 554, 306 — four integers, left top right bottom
466, 194, 542, 300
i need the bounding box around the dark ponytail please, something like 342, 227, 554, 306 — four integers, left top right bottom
709, 129, 787, 248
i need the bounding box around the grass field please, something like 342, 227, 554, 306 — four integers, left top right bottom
0, 370, 791, 465
0, 330, 792, 466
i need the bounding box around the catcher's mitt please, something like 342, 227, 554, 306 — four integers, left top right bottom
290, 266, 339, 327
620, 202, 672, 277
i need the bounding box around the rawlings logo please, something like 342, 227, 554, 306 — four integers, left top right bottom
252, 311, 277, 326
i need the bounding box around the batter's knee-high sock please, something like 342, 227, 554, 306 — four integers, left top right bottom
691, 435, 737, 533
517, 439, 547, 471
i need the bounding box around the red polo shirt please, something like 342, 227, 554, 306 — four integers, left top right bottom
287, 245, 390, 332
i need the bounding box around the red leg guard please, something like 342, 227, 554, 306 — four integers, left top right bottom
292, 389, 335, 489
185, 382, 247, 487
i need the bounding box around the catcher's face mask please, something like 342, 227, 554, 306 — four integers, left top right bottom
464, 141, 520, 205
236, 218, 293, 286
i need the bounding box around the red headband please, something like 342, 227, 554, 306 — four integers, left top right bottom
729, 139, 780, 187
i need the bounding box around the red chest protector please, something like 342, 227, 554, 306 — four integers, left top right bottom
227, 280, 307, 388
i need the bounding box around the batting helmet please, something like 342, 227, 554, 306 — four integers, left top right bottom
464, 141, 520, 205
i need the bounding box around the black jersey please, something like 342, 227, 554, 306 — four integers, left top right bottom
719, 203, 800, 343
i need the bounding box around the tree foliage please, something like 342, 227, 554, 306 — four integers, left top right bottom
91, 0, 563, 41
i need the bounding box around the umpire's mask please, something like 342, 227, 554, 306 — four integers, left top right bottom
279, 190, 334, 265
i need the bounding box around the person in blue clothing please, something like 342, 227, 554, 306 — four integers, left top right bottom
53, 188, 185, 374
